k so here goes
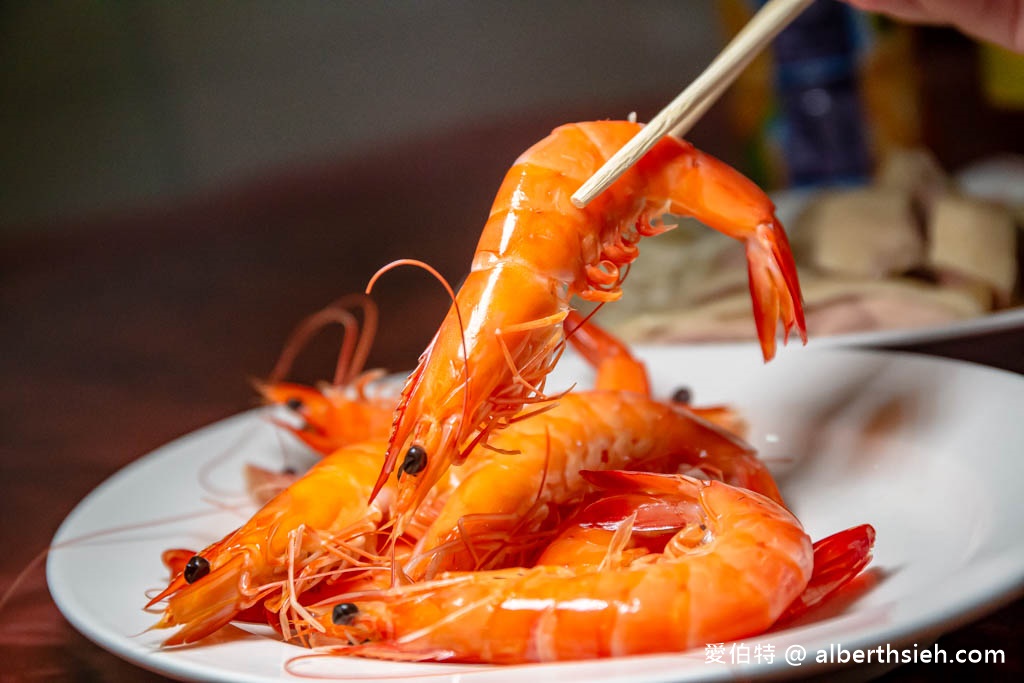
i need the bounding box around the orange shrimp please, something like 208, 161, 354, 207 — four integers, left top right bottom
406, 390, 783, 579
372, 121, 804, 524
148, 440, 399, 646
312, 470, 812, 663
257, 294, 398, 455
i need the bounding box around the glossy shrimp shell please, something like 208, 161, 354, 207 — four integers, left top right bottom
375, 121, 805, 531
533, 487, 876, 624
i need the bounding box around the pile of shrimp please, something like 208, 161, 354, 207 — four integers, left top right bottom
146, 121, 875, 664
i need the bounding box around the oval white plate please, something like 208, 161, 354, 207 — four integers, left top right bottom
48, 347, 1024, 682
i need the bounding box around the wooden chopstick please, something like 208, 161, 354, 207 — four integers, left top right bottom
570, 0, 814, 209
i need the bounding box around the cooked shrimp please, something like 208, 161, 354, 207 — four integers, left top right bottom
406, 390, 783, 579
314, 471, 812, 663
258, 293, 398, 455
148, 440, 398, 646
372, 121, 804, 527
259, 377, 397, 456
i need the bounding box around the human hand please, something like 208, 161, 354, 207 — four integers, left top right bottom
845, 0, 1024, 52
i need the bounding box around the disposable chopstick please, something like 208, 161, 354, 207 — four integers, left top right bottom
570, 0, 814, 208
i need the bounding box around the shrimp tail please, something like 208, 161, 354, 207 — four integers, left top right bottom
746, 218, 806, 360
777, 523, 876, 624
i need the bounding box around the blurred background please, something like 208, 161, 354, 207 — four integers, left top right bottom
2, 0, 1022, 230
1, 0, 730, 229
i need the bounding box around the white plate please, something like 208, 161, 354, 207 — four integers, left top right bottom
48, 347, 1024, 682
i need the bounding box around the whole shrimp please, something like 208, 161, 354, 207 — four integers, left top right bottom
372, 121, 804, 527
310, 471, 813, 663
406, 390, 783, 579
148, 440, 399, 646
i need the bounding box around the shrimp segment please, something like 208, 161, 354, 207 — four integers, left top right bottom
375, 121, 805, 530
778, 523, 876, 623
324, 472, 813, 663
147, 440, 398, 646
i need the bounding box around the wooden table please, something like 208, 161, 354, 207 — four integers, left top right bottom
1, 113, 1019, 681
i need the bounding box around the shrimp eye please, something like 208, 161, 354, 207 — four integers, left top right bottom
285, 396, 304, 411
399, 445, 428, 477
184, 555, 210, 583
671, 386, 692, 404
332, 602, 359, 625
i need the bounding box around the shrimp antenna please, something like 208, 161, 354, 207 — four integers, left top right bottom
276, 308, 357, 385
365, 260, 466, 361
327, 293, 379, 385
268, 292, 379, 387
